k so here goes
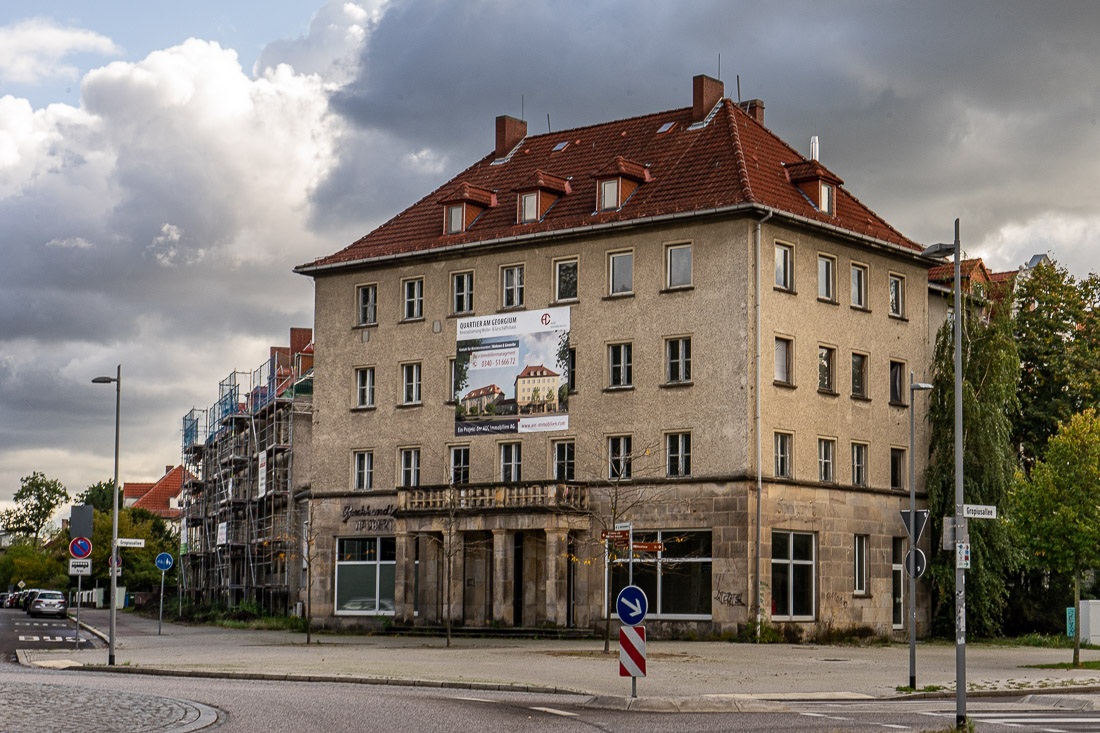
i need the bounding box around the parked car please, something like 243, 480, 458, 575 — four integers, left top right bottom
0, 593, 8, 608
28, 590, 67, 618
22, 589, 43, 612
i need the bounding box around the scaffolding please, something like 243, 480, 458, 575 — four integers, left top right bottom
179, 334, 313, 614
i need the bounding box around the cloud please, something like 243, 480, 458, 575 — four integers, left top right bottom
45, 236, 93, 250
0, 18, 121, 84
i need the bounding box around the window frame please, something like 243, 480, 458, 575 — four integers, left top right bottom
357, 283, 377, 326
501, 264, 525, 309
400, 447, 421, 487
553, 440, 575, 481
608, 250, 634, 296
402, 277, 424, 321
774, 336, 793, 385
608, 342, 633, 388
817, 345, 836, 393
771, 529, 816, 621
353, 450, 373, 491
889, 360, 905, 404
891, 447, 906, 491
666, 336, 692, 384
818, 437, 835, 483
401, 362, 422, 405
889, 272, 906, 317
519, 191, 539, 223
609, 529, 713, 619
892, 537, 905, 628
501, 442, 522, 483
452, 271, 474, 315
851, 352, 868, 399
355, 366, 375, 409
851, 442, 868, 487
567, 347, 577, 392
817, 254, 836, 302
775, 243, 793, 291
599, 178, 620, 211
820, 183, 835, 216
608, 435, 633, 480
854, 534, 868, 594
774, 431, 792, 479
450, 445, 470, 485
851, 263, 868, 309
446, 204, 464, 234
666, 243, 693, 289
554, 257, 579, 302
666, 432, 691, 477
334, 536, 396, 616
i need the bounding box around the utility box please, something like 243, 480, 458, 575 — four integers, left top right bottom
1076, 600, 1100, 644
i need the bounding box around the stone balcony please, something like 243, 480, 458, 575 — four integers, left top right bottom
399, 481, 588, 514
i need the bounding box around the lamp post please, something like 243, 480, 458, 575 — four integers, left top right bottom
92, 365, 121, 666
923, 219, 963, 727
909, 372, 933, 690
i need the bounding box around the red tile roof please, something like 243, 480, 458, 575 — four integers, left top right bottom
989, 270, 1017, 284
928, 258, 991, 284
132, 465, 189, 520
123, 482, 153, 500
515, 364, 559, 379
298, 98, 920, 272
463, 384, 503, 400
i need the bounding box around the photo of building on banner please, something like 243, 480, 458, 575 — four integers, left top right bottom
454, 307, 570, 436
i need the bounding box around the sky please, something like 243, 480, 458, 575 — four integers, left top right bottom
1, 0, 1099, 516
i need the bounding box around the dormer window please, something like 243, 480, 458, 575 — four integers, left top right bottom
442, 183, 495, 235
820, 183, 834, 216
446, 204, 464, 233
516, 170, 570, 225
520, 192, 538, 223
599, 179, 620, 211
594, 156, 652, 214
784, 160, 843, 218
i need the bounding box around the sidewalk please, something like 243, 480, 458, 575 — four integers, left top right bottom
19, 610, 1100, 711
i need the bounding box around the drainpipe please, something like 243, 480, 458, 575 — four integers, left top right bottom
754, 209, 773, 636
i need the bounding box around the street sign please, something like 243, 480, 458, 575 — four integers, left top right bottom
70, 504, 93, 540
155, 553, 174, 571
110, 567, 122, 578
614, 522, 632, 531
616, 585, 648, 626
956, 542, 971, 569
631, 542, 664, 553
619, 625, 646, 677
905, 549, 927, 578
601, 530, 629, 541
899, 510, 930, 542
963, 504, 997, 519
108, 554, 122, 567
17, 580, 24, 589
69, 537, 92, 559
69, 558, 91, 576
117, 538, 146, 548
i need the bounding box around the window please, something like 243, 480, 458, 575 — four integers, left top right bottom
403, 278, 423, 320
502, 265, 524, 308
851, 263, 867, 308
555, 258, 578, 301
667, 432, 691, 477
353, 451, 373, 491
775, 243, 793, 290
891, 448, 906, 491
453, 272, 473, 314
892, 538, 905, 627
889, 360, 904, 404
854, 534, 868, 594
599, 178, 619, 211
772, 530, 815, 620
356, 367, 375, 408
851, 442, 868, 487
520, 191, 538, 223
567, 347, 576, 391
666, 337, 692, 383
448, 357, 458, 402
446, 204, 464, 234
818, 255, 835, 301
451, 446, 469, 485
667, 244, 692, 288
335, 537, 396, 615
774, 432, 792, 478
609, 251, 633, 295
818, 346, 835, 392
402, 362, 421, 405
774, 337, 792, 384
357, 284, 377, 326
608, 343, 633, 387
818, 438, 835, 482
553, 440, 575, 481
501, 442, 522, 482
610, 530, 712, 618
400, 448, 420, 487
820, 183, 834, 216
889, 273, 906, 317
851, 353, 868, 398
609, 435, 632, 479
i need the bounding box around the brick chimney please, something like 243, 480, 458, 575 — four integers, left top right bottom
495, 115, 527, 158
165, 465, 174, 474
739, 99, 765, 125
692, 74, 724, 123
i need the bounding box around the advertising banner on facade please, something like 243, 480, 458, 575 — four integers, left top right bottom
454, 307, 570, 436
258, 450, 268, 498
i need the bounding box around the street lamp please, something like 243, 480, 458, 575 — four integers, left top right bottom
923, 219, 964, 728
909, 373, 933, 690
92, 365, 121, 666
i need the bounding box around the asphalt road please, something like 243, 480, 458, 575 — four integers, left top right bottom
0, 605, 99, 661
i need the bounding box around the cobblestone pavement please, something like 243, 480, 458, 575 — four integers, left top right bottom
0, 677, 220, 732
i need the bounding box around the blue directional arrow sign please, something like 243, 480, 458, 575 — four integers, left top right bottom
155, 553, 174, 571
616, 584, 648, 626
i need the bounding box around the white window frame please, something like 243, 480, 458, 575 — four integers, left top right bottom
771, 529, 816, 621
400, 447, 420, 487
666, 243, 692, 289
554, 258, 579, 302
666, 432, 691, 477
402, 362, 421, 405
851, 442, 868, 487
854, 534, 868, 594
501, 442, 522, 483
353, 450, 373, 491
356, 367, 375, 408
520, 191, 539, 223
609, 529, 712, 619
357, 284, 377, 326
775, 243, 793, 290
608, 342, 633, 388
666, 337, 692, 384
450, 445, 470, 485
599, 178, 619, 211
452, 271, 473, 314
403, 278, 423, 320
608, 435, 632, 479
608, 250, 634, 295
553, 440, 575, 481
818, 254, 836, 301
820, 183, 834, 216
502, 264, 525, 309
774, 336, 793, 384
889, 273, 906, 317
851, 263, 868, 308
818, 438, 835, 483
774, 432, 792, 478
446, 204, 464, 234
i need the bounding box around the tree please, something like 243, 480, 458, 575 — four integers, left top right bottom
1013, 260, 1100, 470
77, 480, 121, 514
87, 508, 178, 592
925, 298, 1020, 637
1012, 409, 1100, 666
1, 472, 69, 547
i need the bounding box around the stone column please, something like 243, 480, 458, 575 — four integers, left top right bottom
545, 528, 568, 627
443, 529, 464, 625
492, 529, 513, 625
419, 532, 440, 624
393, 531, 414, 624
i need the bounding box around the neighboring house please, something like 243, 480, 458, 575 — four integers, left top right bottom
295, 75, 936, 636
122, 481, 153, 509
131, 465, 189, 526
461, 384, 504, 414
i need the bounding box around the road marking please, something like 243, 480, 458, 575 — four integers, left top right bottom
453, 697, 496, 704
880, 725, 910, 730
800, 713, 851, 721
530, 707, 577, 717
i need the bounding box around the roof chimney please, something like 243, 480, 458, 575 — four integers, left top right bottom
166, 465, 174, 474
810, 136, 819, 161
738, 98, 765, 124
692, 74, 724, 123
495, 115, 527, 158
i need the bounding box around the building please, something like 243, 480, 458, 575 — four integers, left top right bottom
295, 76, 936, 637
122, 465, 189, 532
179, 328, 314, 614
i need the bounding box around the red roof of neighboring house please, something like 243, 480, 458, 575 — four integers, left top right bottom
123, 482, 153, 500
515, 364, 560, 379
132, 465, 189, 520
989, 270, 1017, 284
928, 258, 991, 285
298, 95, 919, 273
463, 384, 503, 400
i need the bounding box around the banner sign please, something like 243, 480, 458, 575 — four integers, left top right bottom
454, 307, 570, 436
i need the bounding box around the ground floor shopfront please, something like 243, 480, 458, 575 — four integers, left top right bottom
300, 479, 930, 639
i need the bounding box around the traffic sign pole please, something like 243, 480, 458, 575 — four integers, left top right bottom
74, 574, 81, 651
154, 553, 173, 636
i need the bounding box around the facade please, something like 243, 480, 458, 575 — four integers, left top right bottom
179, 328, 314, 614
296, 76, 936, 637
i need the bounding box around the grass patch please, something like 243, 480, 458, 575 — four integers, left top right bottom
895, 684, 947, 693
1024, 660, 1100, 670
